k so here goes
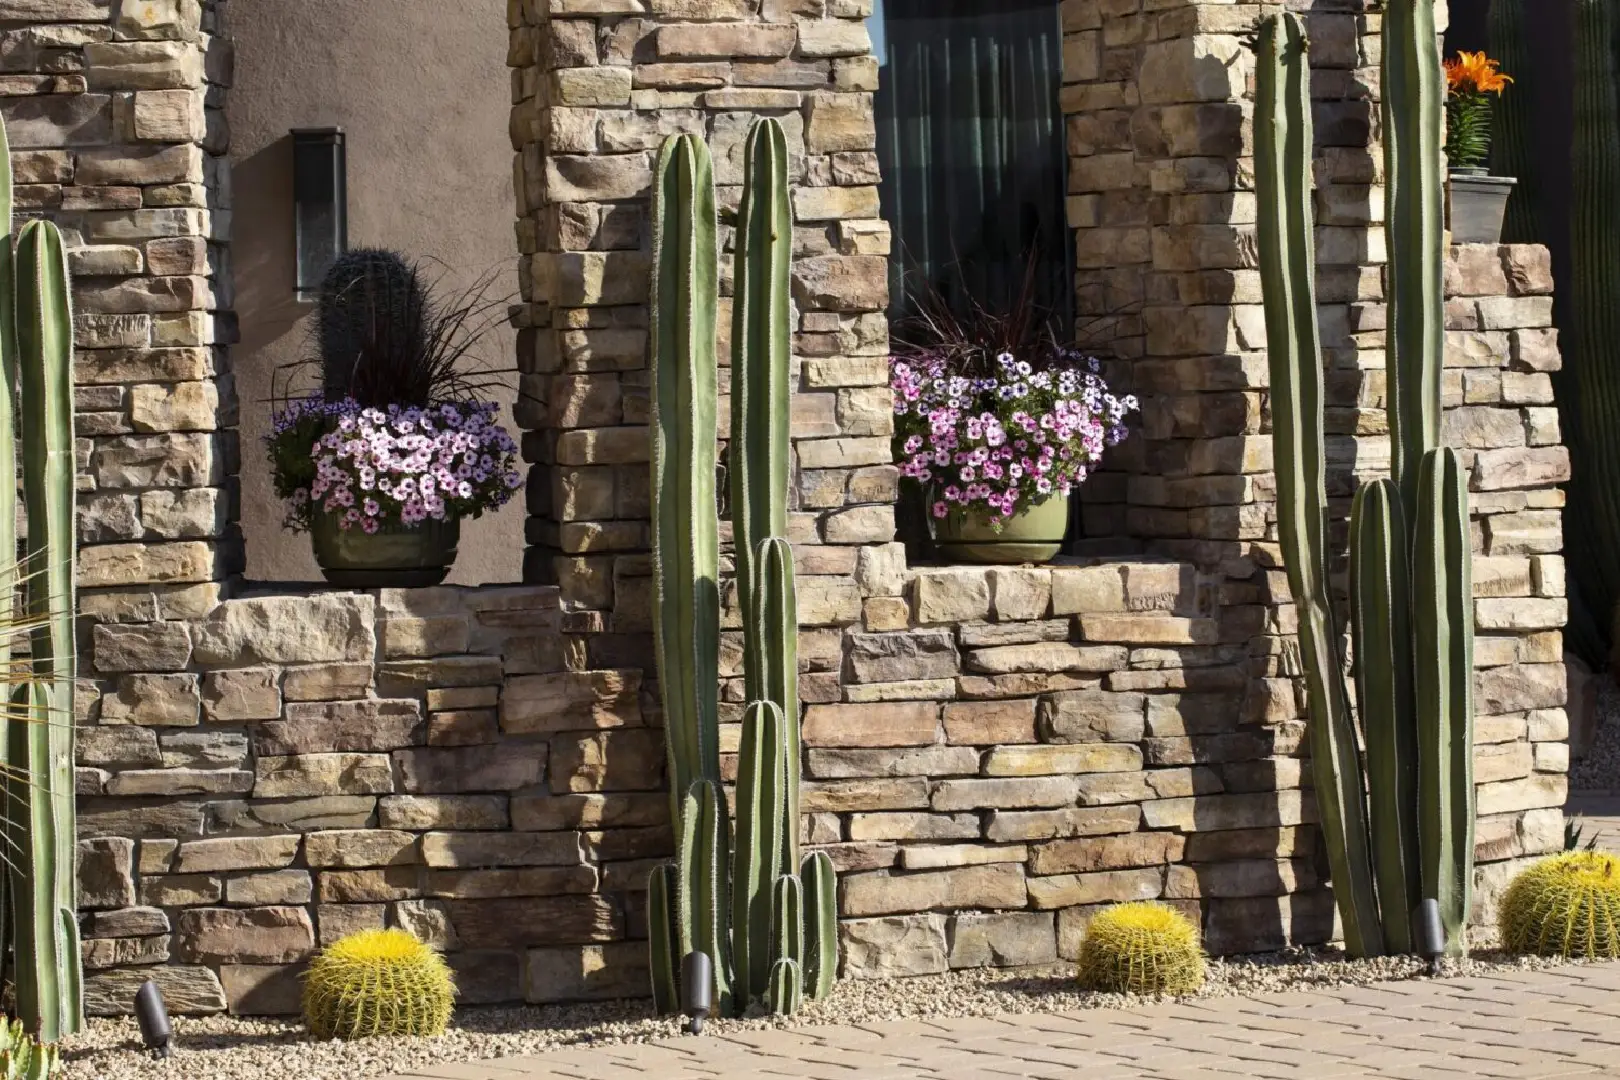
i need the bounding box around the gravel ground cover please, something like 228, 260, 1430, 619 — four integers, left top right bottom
1571, 675, 1620, 792
67, 946, 1581, 1080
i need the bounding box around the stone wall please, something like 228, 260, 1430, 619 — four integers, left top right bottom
3, 0, 1572, 1017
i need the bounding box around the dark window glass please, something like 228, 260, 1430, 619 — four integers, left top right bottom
872, 0, 1071, 332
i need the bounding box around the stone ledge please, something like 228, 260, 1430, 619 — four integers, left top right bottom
907, 560, 1201, 626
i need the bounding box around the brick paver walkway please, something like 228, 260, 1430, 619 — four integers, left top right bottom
385, 962, 1620, 1079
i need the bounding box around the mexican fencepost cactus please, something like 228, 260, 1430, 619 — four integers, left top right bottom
1254, 12, 1384, 958
0, 110, 16, 971
1567, 0, 1620, 667
647, 862, 680, 1015
1350, 480, 1421, 954
1413, 449, 1476, 955
650, 133, 723, 823
1487, 0, 1541, 243
647, 120, 833, 1019
10, 210, 84, 1036
801, 851, 838, 999
732, 699, 787, 1003
679, 780, 733, 1015
1256, 9, 1478, 959
1382, 0, 1446, 518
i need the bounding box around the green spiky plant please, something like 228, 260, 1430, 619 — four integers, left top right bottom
647, 121, 837, 1020
0, 114, 83, 1043
302, 928, 456, 1039
1256, 8, 1476, 959
0, 1020, 59, 1080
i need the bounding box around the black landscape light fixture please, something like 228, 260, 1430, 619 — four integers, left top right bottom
134, 978, 174, 1058
681, 951, 713, 1035
1414, 899, 1447, 976
292, 127, 348, 301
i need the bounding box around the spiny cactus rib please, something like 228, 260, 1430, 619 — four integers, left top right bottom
1383, 0, 1445, 515
766, 958, 804, 1016
680, 780, 733, 1016
1413, 448, 1476, 955
801, 852, 838, 1001
750, 537, 800, 865
1567, 0, 1620, 669
1254, 12, 1384, 958
14, 217, 80, 1039
731, 117, 793, 665
648, 863, 681, 1015
1488, 0, 1540, 243
732, 700, 787, 1004
650, 133, 722, 824
1351, 480, 1421, 954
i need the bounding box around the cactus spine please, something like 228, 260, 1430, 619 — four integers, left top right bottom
1256, 8, 1476, 958
1567, 0, 1620, 669
1255, 12, 1383, 958
0, 113, 84, 1041
648, 120, 835, 1020
1487, 0, 1541, 243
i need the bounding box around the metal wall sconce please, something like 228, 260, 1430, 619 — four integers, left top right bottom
292, 127, 347, 301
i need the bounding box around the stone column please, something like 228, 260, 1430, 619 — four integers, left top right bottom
506, 0, 906, 681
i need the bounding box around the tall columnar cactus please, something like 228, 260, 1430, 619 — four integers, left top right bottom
1382, 0, 1446, 519
1256, 9, 1477, 959
1567, 0, 1620, 668
647, 120, 836, 1020
1487, 0, 1541, 243
650, 133, 722, 823
0, 113, 84, 1041
1255, 12, 1383, 958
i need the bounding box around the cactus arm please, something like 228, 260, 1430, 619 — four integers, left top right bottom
1351, 479, 1422, 954
801, 851, 838, 1000
1413, 449, 1476, 955
650, 133, 723, 821
680, 780, 734, 1017
13, 219, 81, 1039
766, 958, 803, 1016
730, 117, 793, 633
732, 700, 786, 1006
1255, 13, 1384, 958
1488, 0, 1541, 243
1383, 0, 1446, 514
648, 862, 681, 1015
771, 873, 804, 970
750, 537, 800, 866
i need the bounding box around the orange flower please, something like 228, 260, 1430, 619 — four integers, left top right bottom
1446, 51, 1513, 95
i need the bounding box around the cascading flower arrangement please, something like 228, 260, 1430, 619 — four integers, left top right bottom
1445, 50, 1513, 170
269, 398, 521, 534
266, 249, 520, 585
891, 347, 1136, 525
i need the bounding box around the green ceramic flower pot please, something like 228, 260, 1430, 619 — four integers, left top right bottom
933, 493, 1069, 565
311, 512, 460, 588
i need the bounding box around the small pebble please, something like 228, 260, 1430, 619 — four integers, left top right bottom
65, 944, 1579, 1080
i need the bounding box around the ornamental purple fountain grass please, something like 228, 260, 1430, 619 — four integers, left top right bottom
891, 349, 1137, 526
269, 398, 522, 533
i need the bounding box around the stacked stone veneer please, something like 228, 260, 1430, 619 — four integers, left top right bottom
0, 0, 1571, 1016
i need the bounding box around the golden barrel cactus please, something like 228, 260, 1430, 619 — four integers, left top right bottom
1499, 851, 1620, 959
302, 929, 455, 1039
1078, 902, 1206, 995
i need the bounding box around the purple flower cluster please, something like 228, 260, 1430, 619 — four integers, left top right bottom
891, 351, 1137, 524
269, 398, 522, 533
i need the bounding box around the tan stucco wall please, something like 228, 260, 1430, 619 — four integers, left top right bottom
226, 0, 522, 584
